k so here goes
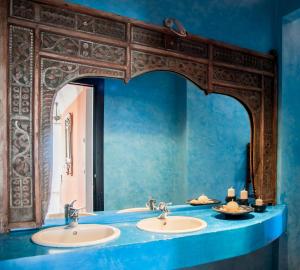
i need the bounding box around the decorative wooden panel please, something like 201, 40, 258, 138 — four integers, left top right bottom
212, 45, 274, 73
131, 26, 165, 48
0, 0, 277, 230
212, 66, 262, 89
8, 25, 34, 223
41, 32, 126, 65
262, 76, 276, 200
10, 0, 127, 41
131, 26, 209, 59
131, 50, 208, 89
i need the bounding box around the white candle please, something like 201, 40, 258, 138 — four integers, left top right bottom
240, 189, 248, 200
227, 187, 235, 197
256, 198, 263, 206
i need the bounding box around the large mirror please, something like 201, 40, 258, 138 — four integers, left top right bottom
47, 71, 250, 217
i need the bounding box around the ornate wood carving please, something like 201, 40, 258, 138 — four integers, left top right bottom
213, 66, 262, 89
3, 0, 277, 229
213, 45, 274, 73
261, 76, 276, 200
8, 25, 34, 223
131, 50, 208, 89
41, 32, 126, 65
76, 14, 126, 41
179, 39, 208, 59
132, 26, 208, 59
10, 0, 127, 41
40, 5, 76, 29
11, 0, 35, 20
132, 26, 165, 48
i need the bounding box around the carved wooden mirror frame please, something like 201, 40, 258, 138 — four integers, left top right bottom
0, 0, 277, 231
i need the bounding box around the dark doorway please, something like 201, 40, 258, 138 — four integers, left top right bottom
74, 78, 104, 211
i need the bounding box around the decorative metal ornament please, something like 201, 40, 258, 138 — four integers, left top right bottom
64, 113, 73, 176
164, 18, 187, 37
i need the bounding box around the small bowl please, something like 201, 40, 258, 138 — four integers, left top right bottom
225, 196, 236, 203
251, 204, 267, 213
186, 198, 221, 206
237, 198, 249, 206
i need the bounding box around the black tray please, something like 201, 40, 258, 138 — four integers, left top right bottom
186, 199, 221, 206
212, 205, 254, 216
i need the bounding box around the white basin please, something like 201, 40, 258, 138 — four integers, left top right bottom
31, 224, 120, 248
117, 207, 150, 213
136, 216, 207, 234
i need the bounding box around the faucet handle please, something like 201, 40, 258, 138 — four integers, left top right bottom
157, 202, 172, 219
146, 196, 157, 210
158, 202, 172, 211
69, 200, 77, 208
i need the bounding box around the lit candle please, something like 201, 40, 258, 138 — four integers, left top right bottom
240, 189, 248, 200
227, 187, 235, 197
255, 198, 263, 206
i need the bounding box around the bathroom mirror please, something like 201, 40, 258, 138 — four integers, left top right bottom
47, 71, 250, 217
3, 0, 276, 229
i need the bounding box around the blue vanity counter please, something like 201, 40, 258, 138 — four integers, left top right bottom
0, 205, 286, 270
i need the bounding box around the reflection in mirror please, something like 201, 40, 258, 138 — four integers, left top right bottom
48, 84, 94, 218
47, 71, 250, 218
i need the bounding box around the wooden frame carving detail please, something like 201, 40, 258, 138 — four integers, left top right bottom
1, 0, 277, 230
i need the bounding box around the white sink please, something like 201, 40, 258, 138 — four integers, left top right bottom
31, 224, 120, 248
117, 207, 150, 213
136, 216, 207, 234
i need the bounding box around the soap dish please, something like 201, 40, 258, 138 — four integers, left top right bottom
251, 204, 267, 213
186, 199, 221, 206
212, 205, 253, 216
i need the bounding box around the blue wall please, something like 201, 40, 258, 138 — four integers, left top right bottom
276, 6, 300, 269
68, 0, 275, 53
104, 72, 187, 210
186, 82, 250, 201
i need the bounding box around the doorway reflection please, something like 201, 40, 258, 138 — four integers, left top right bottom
48, 84, 94, 216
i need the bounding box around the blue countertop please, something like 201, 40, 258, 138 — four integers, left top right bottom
0, 204, 287, 270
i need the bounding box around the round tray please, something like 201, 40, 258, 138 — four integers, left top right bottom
186, 199, 221, 206
212, 205, 254, 216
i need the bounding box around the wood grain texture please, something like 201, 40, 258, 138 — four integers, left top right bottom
2, 0, 278, 229
0, 0, 9, 233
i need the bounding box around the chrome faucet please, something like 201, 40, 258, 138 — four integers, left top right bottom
64, 200, 80, 228
157, 202, 172, 219
146, 197, 157, 210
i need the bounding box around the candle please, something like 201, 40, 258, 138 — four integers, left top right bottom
227, 187, 235, 197
240, 189, 248, 200
256, 198, 263, 206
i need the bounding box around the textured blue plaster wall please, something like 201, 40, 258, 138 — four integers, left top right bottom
186, 82, 250, 200
103, 74, 250, 210
104, 72, 187, 210
276, 10, 300, 270
67, 0, 275, 53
